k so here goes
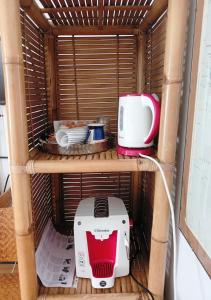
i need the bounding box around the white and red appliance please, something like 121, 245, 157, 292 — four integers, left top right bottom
74, 196, 129, 289
117, 93, 161, 156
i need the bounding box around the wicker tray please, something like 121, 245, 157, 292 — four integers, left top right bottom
0, 189, 17, 262
39, 139, 109, 156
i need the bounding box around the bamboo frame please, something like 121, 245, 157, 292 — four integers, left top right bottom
25, 155, 174, 174
52, 26, 139, 36
0, 1, 37, 299
148, 1, 189, 299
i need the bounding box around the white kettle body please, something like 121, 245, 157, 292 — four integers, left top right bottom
118, 93, 160, 149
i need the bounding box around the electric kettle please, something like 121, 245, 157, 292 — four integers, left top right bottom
117, 93, 160, 156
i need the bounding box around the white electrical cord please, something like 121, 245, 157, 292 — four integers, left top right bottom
139, 153, 177, 300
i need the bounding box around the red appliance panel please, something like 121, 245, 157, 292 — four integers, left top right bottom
86, 231, 117, 278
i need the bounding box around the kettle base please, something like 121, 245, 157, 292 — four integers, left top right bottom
117, 145, 154, 157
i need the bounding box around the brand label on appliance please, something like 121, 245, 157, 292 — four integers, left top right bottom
94, 229, 109, 233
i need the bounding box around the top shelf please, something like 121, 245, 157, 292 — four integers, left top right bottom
26, 149, 161, 174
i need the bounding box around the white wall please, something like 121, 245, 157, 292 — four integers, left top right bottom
0, 104, 10, 194
176, 232, 211, 300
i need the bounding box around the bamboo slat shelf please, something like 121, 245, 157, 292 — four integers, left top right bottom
26, 149, 166, 174
38, 278, 149, 300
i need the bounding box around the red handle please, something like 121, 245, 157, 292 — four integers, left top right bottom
142, 94, 161, 144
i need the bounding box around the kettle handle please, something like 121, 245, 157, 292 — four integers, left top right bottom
142, 94, 161, 144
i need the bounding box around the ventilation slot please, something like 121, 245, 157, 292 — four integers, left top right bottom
94, 196, 109, 218
92, 262, 114, 278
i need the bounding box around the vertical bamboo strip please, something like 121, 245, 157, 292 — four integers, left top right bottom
131, 172, 141, 222
44, 34, 57, 123
137, 33, 146, 93
0, 1, 37, 299
51, 174, 63, 225
72, 36, 79, 119
44, 34, 63, 226
148, 1, 189, 299
116, 35, 120, 98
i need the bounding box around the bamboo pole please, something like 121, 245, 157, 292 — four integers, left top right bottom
148, 1, 189, 299
52, 26, 138, 36
26, 157, 173, 174
0, 1, 37, 299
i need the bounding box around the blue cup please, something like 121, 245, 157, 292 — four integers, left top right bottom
86, 123, 105, 143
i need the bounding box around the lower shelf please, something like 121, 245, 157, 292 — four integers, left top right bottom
38, 228, 150, 300
38, 276, 149, 299
37, 292, 148, 300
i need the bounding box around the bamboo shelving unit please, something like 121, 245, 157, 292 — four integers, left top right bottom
0, 0, 189, 300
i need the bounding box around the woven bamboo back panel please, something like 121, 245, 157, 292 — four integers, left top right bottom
31, 174, 53, 247
62, 172, 131, 223
0, 190, 17, 261
142, 12, 167, 245
21, 11, 53, 247
56, 35, 137, 133
21, 10, 49, 151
